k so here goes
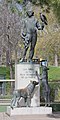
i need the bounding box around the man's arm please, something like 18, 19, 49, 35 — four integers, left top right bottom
36, 21, 44, 30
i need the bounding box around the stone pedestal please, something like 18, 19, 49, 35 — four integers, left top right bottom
15, 63, 40, 106
15, 63, 40, 89
6, 62, 52, 116
6, 106, 52, 116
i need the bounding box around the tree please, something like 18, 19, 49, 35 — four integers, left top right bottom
35, 4, 60, 66
0, 0, 60, 68
0, 0, 23, 78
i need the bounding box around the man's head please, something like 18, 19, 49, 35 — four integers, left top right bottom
27, 10, 34, 17
26, 1, 34, 17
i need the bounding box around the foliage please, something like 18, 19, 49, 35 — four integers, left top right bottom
6, 82, 11, 94
0, 67, 10, 79
0, 67, 6, 76
38, 0, 51, 6
48, 66, 60, 81
32, 0, 60, 23
51, 0, 60, 23
35, 11, 60, 65
49, 82, 60, 101
40, 81, 60, 107
51, 103, 60, 111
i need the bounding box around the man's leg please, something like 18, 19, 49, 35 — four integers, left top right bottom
20, 46, 29, 62
20, 34, 30, 62
29, 32, 37, 62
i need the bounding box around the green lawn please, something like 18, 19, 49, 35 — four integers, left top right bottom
48, 66, 60, 81
0, 106, 7, 112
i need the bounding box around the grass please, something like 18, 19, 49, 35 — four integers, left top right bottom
0, 95, 12, 99
0, 106, 7, 112
48, 66, 60, 81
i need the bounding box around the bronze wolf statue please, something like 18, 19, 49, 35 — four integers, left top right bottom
11, 81, 39, 109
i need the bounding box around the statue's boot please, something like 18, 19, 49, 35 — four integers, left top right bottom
27, 58, 33, 63
19, 45, 29, 63
19, 58, 25, 63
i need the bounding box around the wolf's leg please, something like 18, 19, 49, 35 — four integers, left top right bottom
27, 95, 31, 107
11, 96, 17, 109
45, 92, 48, 107
11, 90, 20, 109
11, 97, 21, 108
43, 91, 47, 107
16, 97, 21, 107
47, 90, 50, 106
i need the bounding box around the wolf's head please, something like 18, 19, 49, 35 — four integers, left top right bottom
30, 81, 39, 86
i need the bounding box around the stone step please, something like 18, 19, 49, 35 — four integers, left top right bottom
6, 106, 52, 116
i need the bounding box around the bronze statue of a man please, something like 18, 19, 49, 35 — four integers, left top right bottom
20, 9, 44, 63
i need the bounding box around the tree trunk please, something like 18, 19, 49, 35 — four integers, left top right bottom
54, 54, 58, 66
3, 0, 8, 65
0, 47, 2, 66
15, 48, 17, 65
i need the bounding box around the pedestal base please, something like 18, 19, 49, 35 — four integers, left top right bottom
6, 106, 52, 116
15, 63, 40, 106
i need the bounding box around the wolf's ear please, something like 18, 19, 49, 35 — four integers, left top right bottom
30, 80, 32, 83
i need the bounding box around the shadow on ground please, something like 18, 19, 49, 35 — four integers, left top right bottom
47, 112, 60, 118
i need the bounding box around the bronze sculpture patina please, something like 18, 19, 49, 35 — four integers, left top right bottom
20, 5, 44, 62
11, 81, 39, 109
41, 60, 50, 106
35, 60, 50, 107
